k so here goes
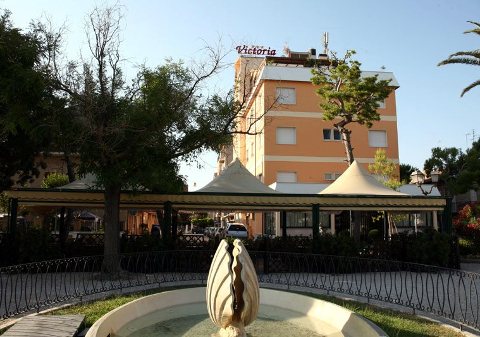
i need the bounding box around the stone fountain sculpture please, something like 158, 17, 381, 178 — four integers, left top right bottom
206, 239, 260, 337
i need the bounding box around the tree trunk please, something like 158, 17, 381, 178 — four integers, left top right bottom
63, 151, 76, 182
338, 126, 355, 165
103, 183, 121, 274
60, 152, 76, 251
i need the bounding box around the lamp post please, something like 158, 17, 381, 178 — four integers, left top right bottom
410, 169, 441, 196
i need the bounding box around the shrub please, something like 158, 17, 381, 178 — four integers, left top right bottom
41, 173, 69, 188
191, 218, 214, 228
454, 202, 480, 240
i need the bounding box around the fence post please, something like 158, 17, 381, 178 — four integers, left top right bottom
312, 204, 320, 253
280, 211, 287, 238
8, 197, 18, 264
162, 202, 172, 246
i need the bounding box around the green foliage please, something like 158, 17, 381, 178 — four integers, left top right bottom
438, 21, 480, 97
424, 140, 480, 195
33, 5, 243, 259
458, 237, 478, 256
301, 292, 465, 337
14, 227, 62, 263
399, 163, 417, 184
120, 234, 166, 253
454, 202, 480, 241
51, 293, 144, 327
0, 192, 8, 213
317, 232, 359, 256
41, 172, 69, 188
311, 50, 392, 164
50, 288, 465, 337
369, 149, 401, 190
384, 230, 452, 267
424, 146, 465, 195
0, 10, 51, 191
191, 218, 214, 228
455, 139, 480, 193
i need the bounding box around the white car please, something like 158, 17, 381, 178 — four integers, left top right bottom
225, 223, 248, 239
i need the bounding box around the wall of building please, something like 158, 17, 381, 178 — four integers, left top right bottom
223, 55, 401, 237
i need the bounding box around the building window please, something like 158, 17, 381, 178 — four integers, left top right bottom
368, 130, 387, 147
276, 127, 296, 144
324, 172, 341, 181
276, 87, 296, 104
277, 171, 297, 183
323, 128, 341, 141
264, 212, 276, 235
286, 212, 311, 228
377, 99, 386, 109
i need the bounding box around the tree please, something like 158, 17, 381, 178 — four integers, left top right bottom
311, 50, 392, 164
368, 149, 401, 190
438, 21, 480, 97
39, 6, 247, 270
424, 146, 465, 196
0, 11, 52, 192
399, 163, 417, 184
41, 172, 69, 188
455, 140, 480, 193
369, 149, 404, 236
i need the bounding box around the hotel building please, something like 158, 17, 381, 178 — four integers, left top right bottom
216, 48, 400, 236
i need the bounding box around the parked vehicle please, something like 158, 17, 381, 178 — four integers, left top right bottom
224, 223, 248, 239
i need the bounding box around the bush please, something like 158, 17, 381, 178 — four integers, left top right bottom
190, 218, 214, 228
458, 237, 478, 256
41, 173, 69, 188
15, 228, 63, 263
454, 202, 480, 240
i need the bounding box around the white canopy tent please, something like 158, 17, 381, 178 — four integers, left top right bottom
196, 159, 278, 194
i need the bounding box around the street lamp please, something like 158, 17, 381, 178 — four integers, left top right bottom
410, 169, 441, 196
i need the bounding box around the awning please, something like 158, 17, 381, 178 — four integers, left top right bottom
6, 189, 446, 212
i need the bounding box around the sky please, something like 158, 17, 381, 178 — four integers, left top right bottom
2, 0, 479, 190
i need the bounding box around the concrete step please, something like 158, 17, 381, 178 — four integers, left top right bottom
2, 315, 85, 337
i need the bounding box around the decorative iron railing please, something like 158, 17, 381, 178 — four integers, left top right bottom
0, 251, 478, 332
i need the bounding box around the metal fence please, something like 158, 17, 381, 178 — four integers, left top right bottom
0, 251, 479, 332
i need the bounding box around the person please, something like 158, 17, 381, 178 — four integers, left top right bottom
151, 224, 161, 238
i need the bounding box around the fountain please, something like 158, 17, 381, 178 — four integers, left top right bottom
206, 239, 259, 337
85, 240, 388, 337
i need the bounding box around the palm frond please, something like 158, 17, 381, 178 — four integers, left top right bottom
466, 21, 480, 33
464, 28, 480, 35
438, 20, 480, 97
461, 79, 480, 97
447, 50, 480, 59
438, 56, 480, 67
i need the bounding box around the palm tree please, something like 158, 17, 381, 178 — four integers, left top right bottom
438, 21, 480, 97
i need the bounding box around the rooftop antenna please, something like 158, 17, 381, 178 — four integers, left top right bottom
323, 32, 329, 55
466, 129, 476, 147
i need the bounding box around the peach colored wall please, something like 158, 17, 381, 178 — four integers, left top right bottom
264, 117, 399, 157
236, 65, 400, 235
11, 154, 77, 188
265, 81, 397, 116
258, 80, 399, 185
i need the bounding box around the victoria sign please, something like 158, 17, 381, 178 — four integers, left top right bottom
236, 45, 277, 56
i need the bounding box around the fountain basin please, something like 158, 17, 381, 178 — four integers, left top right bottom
85, 287, 387, 337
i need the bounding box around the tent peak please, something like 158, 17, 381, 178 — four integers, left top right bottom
319, 160, 407, 196
195, 159, 278, 194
